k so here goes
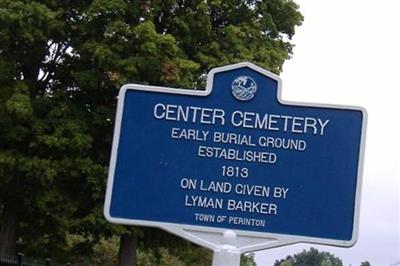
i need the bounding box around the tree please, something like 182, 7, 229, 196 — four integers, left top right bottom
0, 1, 106, 258
241, 253, 257, 266
274, 248, 343, 266
360, 262, 371, 266
0, 0, 303, 264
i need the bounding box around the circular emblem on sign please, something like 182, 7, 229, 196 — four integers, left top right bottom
231, 76, 257, 101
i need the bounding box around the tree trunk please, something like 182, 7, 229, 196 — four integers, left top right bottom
0, 204, 18, 257
117, 232, 137, 266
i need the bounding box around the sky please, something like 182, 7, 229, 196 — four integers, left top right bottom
255, 0, 400, 265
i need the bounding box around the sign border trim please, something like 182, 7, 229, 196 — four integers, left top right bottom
104, 62, 367, 252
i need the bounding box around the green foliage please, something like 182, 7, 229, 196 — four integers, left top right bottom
274, 248, 343, 266
61, 235, 259, 266
0, 0, 303, 262
241, 253, 257, 266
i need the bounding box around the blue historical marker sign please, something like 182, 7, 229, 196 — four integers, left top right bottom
104, 63, 366, 249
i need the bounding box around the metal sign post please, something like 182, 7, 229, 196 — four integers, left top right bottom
211, 230, 241, 266
104, 62, 367, 266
